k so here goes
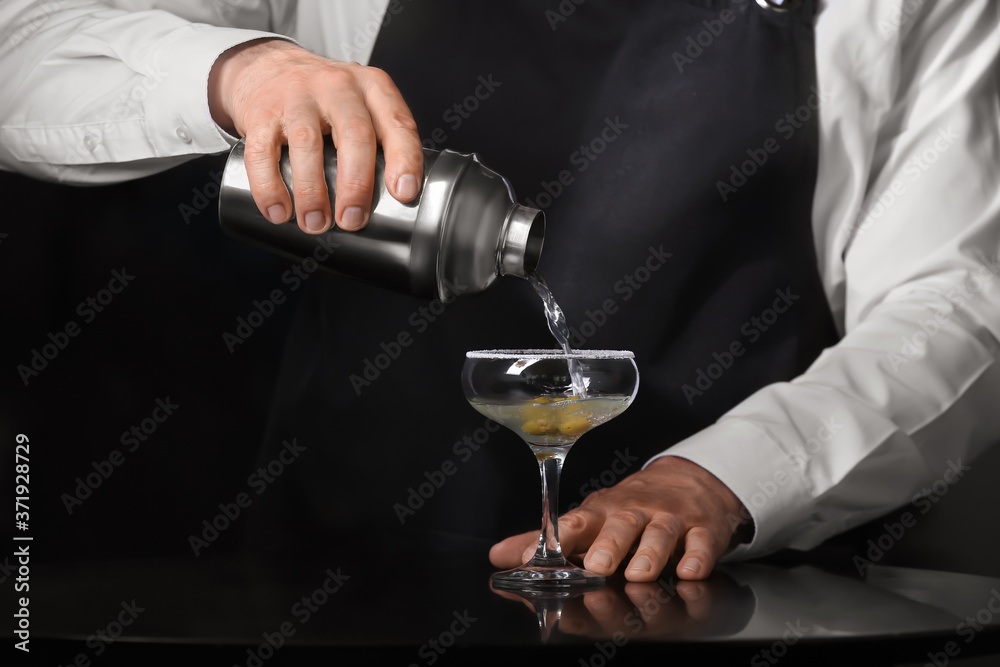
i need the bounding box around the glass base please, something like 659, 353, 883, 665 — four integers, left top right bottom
492, 559, 606, 591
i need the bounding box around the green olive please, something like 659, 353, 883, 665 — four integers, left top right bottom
522, 419, 558, 436
558, 415, 591, 435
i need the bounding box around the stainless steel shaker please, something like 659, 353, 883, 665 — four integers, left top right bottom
218, 138, 545, 301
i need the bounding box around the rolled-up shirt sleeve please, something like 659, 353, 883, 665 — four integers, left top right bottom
652, 0, 1000, 559
0, 0, 291, 183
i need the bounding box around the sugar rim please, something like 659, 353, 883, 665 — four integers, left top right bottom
466, 349, 634, 360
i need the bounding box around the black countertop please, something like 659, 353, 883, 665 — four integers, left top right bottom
13, 543, 1000, 667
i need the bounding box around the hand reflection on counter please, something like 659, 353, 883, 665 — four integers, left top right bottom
490, 569, 755, 642
489, 562, 982, 644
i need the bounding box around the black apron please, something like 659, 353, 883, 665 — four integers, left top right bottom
248, 0, 839, 559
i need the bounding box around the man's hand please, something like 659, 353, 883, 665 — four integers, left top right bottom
208, 39, 423, 234
490, 456, 751, 581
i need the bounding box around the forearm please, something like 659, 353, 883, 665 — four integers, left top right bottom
656, 263, 1000, 559
0, 0, 289, 184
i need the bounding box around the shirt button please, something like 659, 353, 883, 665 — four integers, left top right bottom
83, 135, 97, 151
176, 126, 192, 143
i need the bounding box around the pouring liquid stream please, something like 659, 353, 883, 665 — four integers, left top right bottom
528, 274, 587, 397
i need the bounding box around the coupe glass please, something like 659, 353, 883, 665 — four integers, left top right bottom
462, 349, 638, 589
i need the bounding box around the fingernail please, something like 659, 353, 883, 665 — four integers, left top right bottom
682, 583, 704, 600
590, 549, 613, 570
396, 174, 419, 200
680, 558, 701, 575
304, 210, 325, 232
267, 204, 287, 223
521, 547, 534, 563
628, 555, 652, 573
341, 206, 365, 230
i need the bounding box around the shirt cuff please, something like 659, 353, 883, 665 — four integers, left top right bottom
643, 417, 814, 561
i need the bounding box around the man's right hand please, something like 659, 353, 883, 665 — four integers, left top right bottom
208, 39, 423, 234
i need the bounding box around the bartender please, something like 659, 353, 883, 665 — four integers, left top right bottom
2, 0, 999, 582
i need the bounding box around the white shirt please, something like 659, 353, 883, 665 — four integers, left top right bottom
2, 0, 999, 560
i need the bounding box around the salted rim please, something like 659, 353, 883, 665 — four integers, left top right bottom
466, 349, 634, 359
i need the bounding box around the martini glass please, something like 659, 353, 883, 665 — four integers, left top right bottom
462, 349, 638, 589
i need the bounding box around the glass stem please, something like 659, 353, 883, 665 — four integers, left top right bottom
529, 447, 569, 564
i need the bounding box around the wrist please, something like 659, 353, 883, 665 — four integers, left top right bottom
208, 38, 296, 133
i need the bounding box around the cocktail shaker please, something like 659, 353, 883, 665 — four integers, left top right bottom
218, 138, 545, 301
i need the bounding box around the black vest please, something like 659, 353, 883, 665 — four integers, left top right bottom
250, 0, 840, 557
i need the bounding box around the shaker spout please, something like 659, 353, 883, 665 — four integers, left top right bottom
500, 205, 545, 278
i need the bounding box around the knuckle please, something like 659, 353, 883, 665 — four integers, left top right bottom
337, 171, 374, 194
646, 515, 683, 538
363, 65, 394, 87
319, 66, 356, 89
610, 508, 647, 531
287, 124, 323, 148
337, 120, 377, 146
383, 111, 419, 135
292, 183, 329, 201
243, 137, 276, 163
559, 511, 589, 532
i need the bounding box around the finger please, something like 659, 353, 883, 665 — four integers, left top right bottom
582, 509, 648, 575
676, 526, 720, 580
676, 580, 714, 621
623, 516, 683, 582
284, 114, 332, 234
623, 581, 687, 633
550, 507, 606, 560
583, 587, 639, 637
327, 99, 377, 231
361, 67, 423, 202
489, 529, 538, 568
242, 123, 292, 224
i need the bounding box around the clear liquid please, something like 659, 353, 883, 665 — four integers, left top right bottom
528, 274, 586, 396
469, 395, 633, 447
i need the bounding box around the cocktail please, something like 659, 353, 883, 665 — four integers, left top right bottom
462, 349, 638, 589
